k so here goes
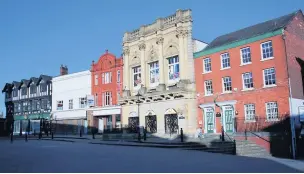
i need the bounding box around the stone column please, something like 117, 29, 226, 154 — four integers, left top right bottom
156, 37, 164, 84
123, 47, 130, 90
183, 29, 190, 82
139, 43, 146, 87
177, 28, 185, 80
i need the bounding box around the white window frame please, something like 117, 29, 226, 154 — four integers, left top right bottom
57, 100, 63, 111
261, 41, 274, 60
102, 73, 105, 84
79, 97, 87, 108
68, 99, 73, 110
266, 102, 279, 121
117, 70, 121, 84
242, 72, 254, 90
94, 74, 98, 85
222, 76, 232, 93
133, 66, 141, 90
204, 80, 213, 96
149, 61, 160, 87
240, 47, 251, 65
220, 53, 230, 69
203, 58, 212, 73
244, 104, 256, 122
102, 92, 112, 106
263, 68, 276, 87
168, 56, 180, 84
104, 72, 112, 84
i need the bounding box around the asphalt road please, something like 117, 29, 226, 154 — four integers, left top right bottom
0, 140, 301, 173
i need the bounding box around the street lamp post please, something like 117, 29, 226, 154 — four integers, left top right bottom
135, 87, 142, 141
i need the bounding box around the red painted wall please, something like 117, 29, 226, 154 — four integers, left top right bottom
194, 35, 291, 133
91, 51, 123, 106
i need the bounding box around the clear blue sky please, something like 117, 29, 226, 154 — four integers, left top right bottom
0, 0, 303, 115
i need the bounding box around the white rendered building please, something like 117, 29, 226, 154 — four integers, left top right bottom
51, 66, 91, 134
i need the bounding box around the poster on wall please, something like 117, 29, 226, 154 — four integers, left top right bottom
299, 106, 304, 122
87, 95, 95, 107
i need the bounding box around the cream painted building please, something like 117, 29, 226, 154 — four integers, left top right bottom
119, 9, 207, 135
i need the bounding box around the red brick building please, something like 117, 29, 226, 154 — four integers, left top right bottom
88, 50, 123, 132
194, 10, 304, 134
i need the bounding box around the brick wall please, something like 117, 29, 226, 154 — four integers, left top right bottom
195, 35, 291, 133
285, 11, 304, 99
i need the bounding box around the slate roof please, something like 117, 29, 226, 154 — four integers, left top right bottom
12, 81, 21, 89
2, 83, 12, 93
21, 79, 30, 87
204, 10, 301, 51
30, 77, 39, 85
37, 75, 52, 84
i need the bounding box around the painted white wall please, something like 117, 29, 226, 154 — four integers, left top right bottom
192, 39, 208, 53
51, 70, 91, 120
290, 98, 304, 128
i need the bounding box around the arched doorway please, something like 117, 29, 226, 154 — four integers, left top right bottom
128, 112, 139, 133
164, 108, 178, 134
145, 110, 157, 133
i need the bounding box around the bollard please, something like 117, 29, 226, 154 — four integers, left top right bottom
10, 132, 13, 143
25, 134, 28, 142
245, 129, 247, 140
39, 132, 42, 140
34, 130, 36, 137
51, 132, 54, 139
180, 128, 184, 143
92, 132, 95, 139
80, 129, 82, 137
233, 140, 236, 155
138, 131, 141, 142
221, 126, 225, 142
143, 127, 146, 141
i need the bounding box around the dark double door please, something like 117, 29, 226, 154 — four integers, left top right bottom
128, 117, 139, 133
145, 115, 157, 133
165, 114, 178, 134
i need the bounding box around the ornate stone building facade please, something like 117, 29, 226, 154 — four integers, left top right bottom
119, 9, 207, 135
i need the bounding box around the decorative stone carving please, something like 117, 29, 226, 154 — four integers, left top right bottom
147, 46, 158, 61
138, 43, 146, 51
156, 37, 164, 45
164, 44, 179, 58
123, 48, 130, 56
130, 51, 140, 65
176, 28, 190, 38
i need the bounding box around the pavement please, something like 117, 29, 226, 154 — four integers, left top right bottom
0, 140, 303, 173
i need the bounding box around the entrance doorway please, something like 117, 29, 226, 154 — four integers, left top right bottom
145, 115, 157, 133
164, 114, 178, 134
223, 106, 234, 133
128, 117, 139, 133
205, 110, 214, 133
98, 119, 104, 133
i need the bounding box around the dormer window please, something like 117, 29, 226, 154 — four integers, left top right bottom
21, 87, 27, 96
13, 90, 18, 97
40, 84, 47, 92
30, 85, 37, 94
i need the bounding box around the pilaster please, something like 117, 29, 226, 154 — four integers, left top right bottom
156, 36, 164, 84
139, 42, 146, 87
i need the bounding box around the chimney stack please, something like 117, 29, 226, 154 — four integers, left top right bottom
60, 65, 68, 75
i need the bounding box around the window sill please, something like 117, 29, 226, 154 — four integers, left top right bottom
240, 62, 252, 66
204, 94, 213, 97
244, 120, 256, 123
265, 119, 279, 122
260, 57, 274, 62
221, 91, 232, 94
202, 71, 212, 75
241, 88, 255, 92
263, 84, 277, 89
220, 67, 231, 71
